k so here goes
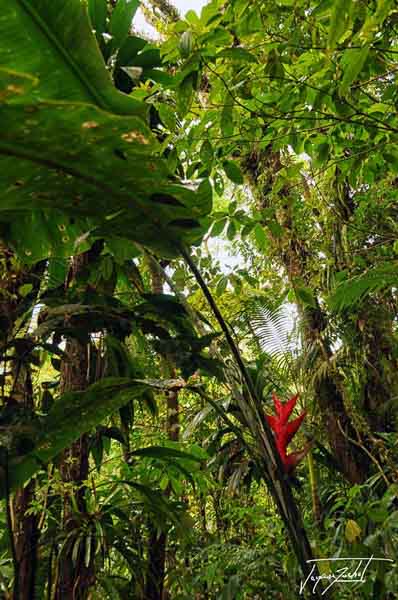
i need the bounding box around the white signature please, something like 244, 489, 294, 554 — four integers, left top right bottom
299, 556, 395, 595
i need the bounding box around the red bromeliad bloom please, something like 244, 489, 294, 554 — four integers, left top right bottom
266, 392, 309, 474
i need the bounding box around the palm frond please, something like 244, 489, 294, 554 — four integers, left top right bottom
248, 301, 300, 357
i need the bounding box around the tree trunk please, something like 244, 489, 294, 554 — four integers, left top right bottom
10, 364, 39, 600
316, 376, 367, 483
55, 246, 102, 600
304, 305, 369, 484
0, 246, 44, 600
55, 340, 92, 600
328, 175, 398, 434
145, 525, 167, 600
359, 304, 398, 432
144, 257, 180, 600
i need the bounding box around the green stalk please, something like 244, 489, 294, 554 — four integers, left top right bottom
307, 449, 322, 527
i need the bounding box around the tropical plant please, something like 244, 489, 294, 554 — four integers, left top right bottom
0, 1, 397, 599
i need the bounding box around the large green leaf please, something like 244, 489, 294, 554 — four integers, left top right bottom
0, 76, 210, 257
0, 0, 144, 116
0, 377, 181, 497
0, 2, 212, 258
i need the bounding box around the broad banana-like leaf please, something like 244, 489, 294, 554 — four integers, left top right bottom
0, 0, 144, 115
0, 377, 179, 497
0, 1, 212, 258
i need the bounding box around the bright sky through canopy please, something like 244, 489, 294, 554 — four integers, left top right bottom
168, 0, 208, 13
134, 0, 208, 36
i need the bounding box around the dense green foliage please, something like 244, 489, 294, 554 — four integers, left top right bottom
0, 1, 397, 599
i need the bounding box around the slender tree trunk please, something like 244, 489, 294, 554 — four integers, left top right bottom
145, 524, 167, 600
145, 258, 180, 600
55, 245, 102, 600
212, 490, 226, 538
10, 363, 39, 600
55, 336, 92, 600
0, 247, 44, 600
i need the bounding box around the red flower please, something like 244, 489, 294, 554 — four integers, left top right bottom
266, 392, 309, 473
